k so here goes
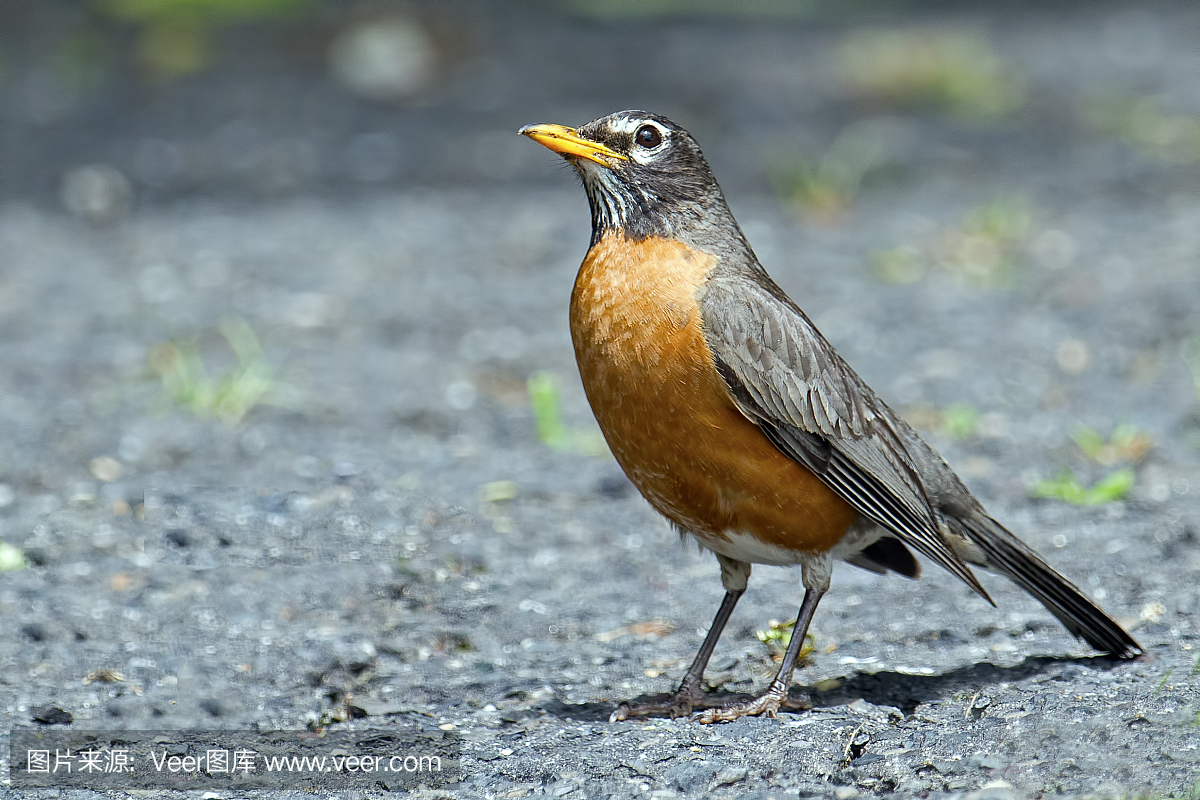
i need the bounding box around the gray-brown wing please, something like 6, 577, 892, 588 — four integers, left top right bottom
701, 273, 988, 598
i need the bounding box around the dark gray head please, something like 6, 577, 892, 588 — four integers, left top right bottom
521, 110, 733, 246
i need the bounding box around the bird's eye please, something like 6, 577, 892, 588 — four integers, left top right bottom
634, 125, 663, 149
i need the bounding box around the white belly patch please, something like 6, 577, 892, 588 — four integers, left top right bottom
699, 529, 840, 591
699, 517, 884, 568
701, 530, 811, 566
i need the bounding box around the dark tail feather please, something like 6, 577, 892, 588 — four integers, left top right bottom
945, 514, 1142, 658
846, 536, 922, 579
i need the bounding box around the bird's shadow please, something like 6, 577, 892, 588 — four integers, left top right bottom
535, 653, 1127, 722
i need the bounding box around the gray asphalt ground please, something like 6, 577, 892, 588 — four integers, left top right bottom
2, 2, 1200, 798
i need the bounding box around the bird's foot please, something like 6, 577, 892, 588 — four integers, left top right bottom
697, 687, 810, 724
610, 683, 716, 722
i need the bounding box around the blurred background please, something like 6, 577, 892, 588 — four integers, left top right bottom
2, 1, 1200, 781
5, 0, 1199, 205
2, 0, 1198, 510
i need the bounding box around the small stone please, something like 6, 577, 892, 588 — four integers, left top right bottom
0, 541, 25, 572
164, 529, 190, 548
445, 380, 478, 410
709, 656, 739, 673
61, 164, 132, 225
21, 623, 49, 642
70, 481, 97, 504
82, 669, 125, 685
714, 765, 747, 786
328, 16, 438, 101
198, 698, 223, 717
481, 480, 519, 503
595, 472, 633, 498
89, 456, 122, 483
332, 461, 359, 478
834, 787, 859, 799
1055, 338, 1089, 374
1139, 602, 1165, 623
31, 706, 73, 725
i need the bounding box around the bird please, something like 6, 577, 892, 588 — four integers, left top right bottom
519, 110, 1141, 723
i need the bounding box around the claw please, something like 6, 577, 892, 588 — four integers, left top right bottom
698, 695, 779, 724
610, 701, 640, 723
609, 692, 697, 722
698, 691, 810, 724
609, 681, 740, 721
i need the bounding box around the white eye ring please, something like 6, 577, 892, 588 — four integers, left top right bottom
633, 124, 665, 150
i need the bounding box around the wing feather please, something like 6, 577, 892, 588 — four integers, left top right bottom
703, 274, 988, 598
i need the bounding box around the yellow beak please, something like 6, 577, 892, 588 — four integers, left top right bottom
519, 123, 628, 166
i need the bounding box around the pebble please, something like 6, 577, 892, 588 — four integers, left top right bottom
328, 15, 438, 101
713, 765, 748, 785
31, 705, 73, 725
1055, 338, 1090, 374
20, 623, 48, 642
89, 456, 122, 483
332, 461, 359, 478
0, 542, 25, 571
60, 164, 132, 224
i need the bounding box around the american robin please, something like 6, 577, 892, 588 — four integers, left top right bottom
520, 110, 1140, 723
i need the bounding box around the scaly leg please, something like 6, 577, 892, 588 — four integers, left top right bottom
699, 559, 829, 725
611, 588, 743, 720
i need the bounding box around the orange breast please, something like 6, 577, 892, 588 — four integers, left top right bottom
570, 233, 857, 558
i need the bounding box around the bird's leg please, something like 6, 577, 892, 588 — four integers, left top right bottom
699, 554, 829, 724
611, 555, 749, 721
610, 588, 743, 721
